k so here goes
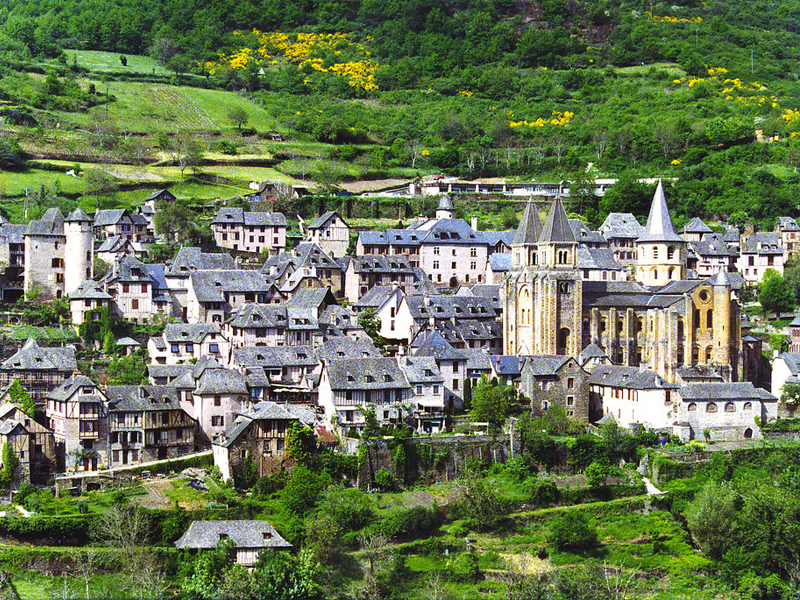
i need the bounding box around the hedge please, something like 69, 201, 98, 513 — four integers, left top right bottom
0, 514, 97, 543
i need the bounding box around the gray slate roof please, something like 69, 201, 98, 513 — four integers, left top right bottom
65, 207, 92, 223
232, 345, 318, 369
174, 520, 291, 550
576, 247, 623, 271
308, 211, 347, 230
106, 385, 181, 411
190, 270, 271, 302
25, 209, 65, 236
692, 234, 738, 257
740, 232, 782, 255
678, 382, 775, 402
96, 235, 132, 253
777, 217, 800, 231
538, 197, 576, 244
405, 295, 498, 320
166, 247, 238, 276
682, 217, 712, 234
212, 207, 287, 227
778, 352, 800, 376
94, 209, 129, 227
522, 355, 574, 376
46, 375, 101, 402
163, 323, 220, 344
637, 181, 684, 243
317, 337, 380, 361
325, 358, 410, 391
412, 330, 466, 361
489, 253, 511, 272
70, 280, 112, 301
588, 365, 669, 390
512, 202, 543, 246
2, 339, 77, 372
598, 213, 644, 240
570, 219, 607, 246
399, 355, 443, 384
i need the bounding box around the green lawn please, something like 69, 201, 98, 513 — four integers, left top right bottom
71, 50, 172, 76
0, 169, 85, 198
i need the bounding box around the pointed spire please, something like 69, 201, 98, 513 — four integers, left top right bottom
512, 201, 543, 246
65, 207, 92, 222
538, 197, 576, 244
712, 270, 731, 287
637, 180, 683, 243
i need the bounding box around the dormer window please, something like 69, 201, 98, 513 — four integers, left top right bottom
365, 375, 374, 383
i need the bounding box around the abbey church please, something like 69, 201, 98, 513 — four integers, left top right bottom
503, 182, 740, 384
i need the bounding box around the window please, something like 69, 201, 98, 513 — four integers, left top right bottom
171, 344, 180, 353
209, 344, 219, 353
186, 343, 194, 353
453, 379, 459, 390
214, 396, 221, 407
567, 396, 574, 406
433, 385, 439, 394
743, 401, 752, 411
123, 283, 129, 293
652, 247, 658, 260
667, 246, 675, 259
211, 415, 224, 426
433, 261, 439, 269
724, 402, 736, 412
706, 403, 718, 413
470, 261, 476, 270
688, 402, 697, 412
434, 247, 440, 255
567, 377, 574, 390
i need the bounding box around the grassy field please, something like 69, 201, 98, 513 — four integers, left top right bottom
71, 50, 172, 76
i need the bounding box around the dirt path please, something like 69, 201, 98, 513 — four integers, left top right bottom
132, 479, 173, 509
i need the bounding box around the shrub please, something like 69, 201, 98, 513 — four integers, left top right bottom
374, 467, 394, 491
380, 506, 442, 541
450, 549, 480, 583
525, 478, 559, 507
546, 512, 598, 550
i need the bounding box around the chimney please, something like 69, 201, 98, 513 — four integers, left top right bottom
424, 294, 431, 307
744, 222, 755, 237
471, 216, 478, 230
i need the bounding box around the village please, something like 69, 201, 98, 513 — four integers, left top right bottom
0, 179, 792, 495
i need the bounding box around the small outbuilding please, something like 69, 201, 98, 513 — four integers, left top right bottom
174, 520, 291, 567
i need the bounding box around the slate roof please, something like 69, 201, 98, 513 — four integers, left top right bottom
399, 355, 444, 384
116, 337, 141, 347
143, 189, 175, 202
317, 337, 380, 361
174, 520, 291, 550
94, 209, 129, 227
790, 315, 800, 327
215, 401, 301, 448
25, 209, 65, 236
147, 364, 192, 383
692, 234, 738, 257
777, 217, 800, 231
598, 213, 644, 240
579, 343, 608, 364
292, 242, 340, 270
512, 202, 543, 246
348, 255, 415, 274
190, 270, 271, 302
460, 349, 494, 372
588, 365, 669, 390
308, 211, 347, 230
325, 358, 410, 391
232, 346, 318, 369
2, 339, 77, 372
412, 330, 466, 361
166, 247, 238, 277
227, 304, 288, 329
353, 286, 400, 310
163, 323, 220, 344
211, 207, 287, 227
106, 385, 181, 411
678, 382, 775, 402
96, 235, 132, 254
522, 355, 574, 376
194, 368, 248, 395
569, 219, 607, 245
0, 222, 26, 244
46, 375, 100, 402
489, 253, 511, 272
740, 232, 782, 255
682, 217, 712, 234
106, 255, 151, 283
778, 352, 800, 376
675, 365, 724, 382
438, 195, 455, 211
286, 288, 337, 311
490, 355, 524, 377
405, 295, 498, 320
360, 219, 505, 248
65, 207, 92, 223
538, 197, 575, 244
576, 247, 623, 271
637, 181, 684, 243
69, 280, 112, 301
721, 228, 740, 244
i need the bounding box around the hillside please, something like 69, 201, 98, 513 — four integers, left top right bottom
2, 0, 800, 229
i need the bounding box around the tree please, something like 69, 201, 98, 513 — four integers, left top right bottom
7, 380, 34, 419
469, 378, 513, 427
759, 268, 796, 318
92, 504, 152, 551
227, 106, 249, 131
281, 465, 331, 516
149, 37, 180, 65
357, 309, 387, 352
547, 512, 598, 550
584, 461, 610, 487
154, 199, 194, 242
0, 138, 27, 170
685, 480, 737, 559
455, 472, 508, 530
173, 132, 204, 176
83, 169, 114, 209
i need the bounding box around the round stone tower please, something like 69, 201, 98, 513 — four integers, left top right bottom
435, 195, 456, 220
64, 208, 94, 295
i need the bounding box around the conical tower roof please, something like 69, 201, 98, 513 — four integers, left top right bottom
65, 207, 92, 222
512, 202, 543, 246
711, 270, 730, 286
437, 195, 454, 211
637, 180, 684, 243
538, 197, 576, 244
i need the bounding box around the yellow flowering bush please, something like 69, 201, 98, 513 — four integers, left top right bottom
672, 68, 781, 110
205, 29, 379, 91
509, 110, 574, 128
648, 12, 702, 23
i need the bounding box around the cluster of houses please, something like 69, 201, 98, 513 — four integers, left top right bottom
0, 181, 799, 489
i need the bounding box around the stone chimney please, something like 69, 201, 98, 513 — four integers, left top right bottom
744, 222, 755, 236
471, 216, 478, 230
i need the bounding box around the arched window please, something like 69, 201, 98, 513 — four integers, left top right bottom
559, 281, 570, 294
667, 246, 675, 259
618, 319, 624, 333
707, 310, 713, 329
615, 347, 624, 364
705, 347, 712, 363
636, 346, 643, 364
743, 401, 753, 411
637, 317, 644, 332
677, 319, 684, 339
725, 402, 736, 412
677, 347, 684, 366
653, 247, 659, 260
706, 403, 718, 413
694, 309, 701, 329
668, 266, 675, 280
651, 267, 658, 280
688, 402, 697, 412
600, 318, 607, 333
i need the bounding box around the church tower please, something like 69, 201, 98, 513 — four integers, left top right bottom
504, 198, 582, 357
435, 195, 456, 220
635, 180, 687, 286
64, 208, 94, 295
